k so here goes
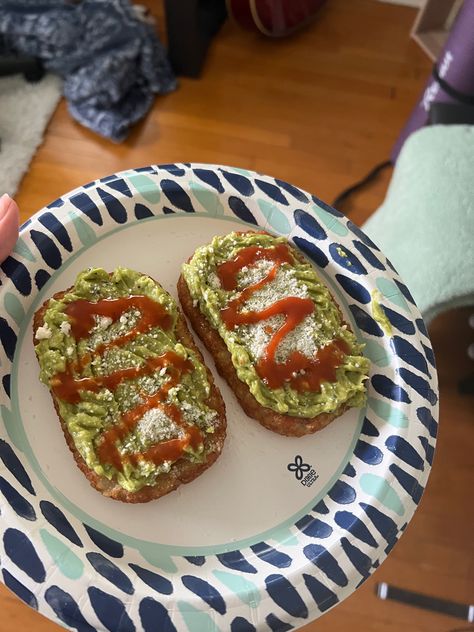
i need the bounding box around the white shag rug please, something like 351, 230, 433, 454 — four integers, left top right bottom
0, 73, 62, 196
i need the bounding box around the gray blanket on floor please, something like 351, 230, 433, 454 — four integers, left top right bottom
0, 0, 177, 141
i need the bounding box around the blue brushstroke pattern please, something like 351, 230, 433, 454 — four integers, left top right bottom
139, 598, 177, 632
349, 305, 383, 337
2, 569, 38, 610
360, 503, 398, 548
329, 243, 367, 274
422, 343, 436, 368
2, 374, 11, 397
40, 501, 82, 547
134, 203, 154, 219
343, 462, 356, 477
38, 212, 73, 251
231, 616, 256, 631
275, 179, 308, 202
184, 556, 206, 566
335, 274, 370, 304
30, 230, 62, 269
88, 587, 135, 632
0, 439, 35, 494
265, 613, 294, 631
193, 168, 225, 193
1, 257, 32, 295
0, 476, 36, 520
161, 164, 185, 176
303, 574, 339, 612
391, 336, 429, 376
385, 435, 424, 470
3, 528, 45, 582
352, 240, 385, 270
303, 544, 348, 586
84, 524, 123, 558
398, 367, 438, 405
250, 542, 292, 568
47, 197, 64, 208
294, 209, 327, 240
335, 511, 377, 547
383, 306, 416, 335
416, 407, 438, 438
129, 564, 173, 594
371, 374, 411, 403
86, 552, 134, 595
313, 499, 329, 514
217, 551, 257, 574
389, 464, 424, 504
361, 417, 379, 437
295, 515, 332, 538
346, 221, 379, 248
228, 196, 258, 225
394, 279, 416, 305
340, 537, 372, 579
328, 480, 356, 504
35, 269, 51, 290
255, 179, 288, 205
220, 170, 254, 196
354, 440, 383, 465
312, 195, 343, 217
416, 318, 429, 337
106, 178, 133, 197
45, 586, 96, 632
0, 317, 16, 361
70, 192, 103, 225
292, 236, 328, 268
182, 575, 226, 614
265, 574, 308, 619
97, 187, 128, 224
418, 436, 435, 465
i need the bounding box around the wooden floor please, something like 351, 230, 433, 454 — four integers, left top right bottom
2, 1, 473, 631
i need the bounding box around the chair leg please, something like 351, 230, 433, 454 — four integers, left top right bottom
164, 0, 227, 77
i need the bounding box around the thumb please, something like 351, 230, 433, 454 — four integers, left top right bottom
0, 194, 20, 264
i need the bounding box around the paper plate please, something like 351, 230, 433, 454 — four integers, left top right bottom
0, 164, 438, 631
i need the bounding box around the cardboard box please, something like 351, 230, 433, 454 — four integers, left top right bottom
411, 0, 464, 60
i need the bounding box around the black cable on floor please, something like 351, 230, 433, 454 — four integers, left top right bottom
332, 159, 392, 211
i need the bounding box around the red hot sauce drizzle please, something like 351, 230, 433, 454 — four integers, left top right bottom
216, 243, 349, 392
51, 295, 204, 473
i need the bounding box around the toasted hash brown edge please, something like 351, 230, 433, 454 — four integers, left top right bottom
177, 270, 350, 438
33, 280, 227, 504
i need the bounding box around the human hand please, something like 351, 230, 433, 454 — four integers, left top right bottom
0, 194, 20, 263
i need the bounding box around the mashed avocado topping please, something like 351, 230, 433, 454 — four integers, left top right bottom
34, 267, 218, 493
182, 232, 369, 417
371, 289, 393, 336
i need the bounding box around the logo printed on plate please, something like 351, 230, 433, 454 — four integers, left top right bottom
287, 455, 319, 487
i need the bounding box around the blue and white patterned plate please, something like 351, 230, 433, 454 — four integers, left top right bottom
0, 164, 438, 632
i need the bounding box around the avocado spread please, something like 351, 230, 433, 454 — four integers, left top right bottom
34, 268, 218, 493
182, 232, 369, 417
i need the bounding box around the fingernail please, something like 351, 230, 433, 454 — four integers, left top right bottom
0, 193, 12, 218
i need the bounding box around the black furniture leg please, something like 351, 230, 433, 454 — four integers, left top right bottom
164, 0, 227, 77
0, 55, 44, 82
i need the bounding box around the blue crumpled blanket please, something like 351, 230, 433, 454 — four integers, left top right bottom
0, 0, 177, 141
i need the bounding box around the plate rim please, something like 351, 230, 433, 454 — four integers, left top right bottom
0, 163, 439, 631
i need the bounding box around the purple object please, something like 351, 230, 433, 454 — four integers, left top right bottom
391, 0, 474, 162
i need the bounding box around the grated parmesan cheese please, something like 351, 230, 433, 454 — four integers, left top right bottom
238, 259, 274, 288
207, 272, 221, 289
136, 407, 183, 444
244, 266, 308, 311
236, 264, 319, 362
97, 316, 113, 330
